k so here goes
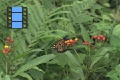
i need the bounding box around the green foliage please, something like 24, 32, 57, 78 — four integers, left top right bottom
13, 54, 55, 77
0, 72, 11, 80
0, 0, 120, 80
90, 47, 115, 69
106, 64, 120, 80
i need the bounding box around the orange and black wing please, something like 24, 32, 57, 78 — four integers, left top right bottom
52, 39, 68, 53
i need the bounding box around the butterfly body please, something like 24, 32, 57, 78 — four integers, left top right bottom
52, 36, 69, 53
53, 39, 67, 53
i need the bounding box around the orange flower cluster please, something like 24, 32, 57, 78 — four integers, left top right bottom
65, 38, 78, 46
2, 37, 14, 54
93, 34, 106, 41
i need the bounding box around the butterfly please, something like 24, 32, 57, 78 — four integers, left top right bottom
51, 35, 69, 53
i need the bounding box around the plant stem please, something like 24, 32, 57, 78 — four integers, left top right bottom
5, 60, 8, 75
85, 46, 91, 80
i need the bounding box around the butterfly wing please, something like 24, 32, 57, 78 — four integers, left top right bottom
52, 39, 67, 53
57, 39, 67, 52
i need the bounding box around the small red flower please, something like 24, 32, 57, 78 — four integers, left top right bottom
2, 49, 9, 54
10, 40, 14, 42
66, 43, 71, 46
97, 37, 101, 40
69, 39, 73, 43
102, 37, 106, 41
98, 34, 104, 38
73, 38, 78, 42
65, 40, 69, 43
66, 41, 75, 46
74, 38, 78, 41
83, 41, 92, 46
7, 37, 10, 40
93, 35, 98, 39
83, 41, 89, 45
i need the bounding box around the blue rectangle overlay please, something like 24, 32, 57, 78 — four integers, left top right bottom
12, 13, 22, 21
12, 22, 22, 28
12, 7, 22, 12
